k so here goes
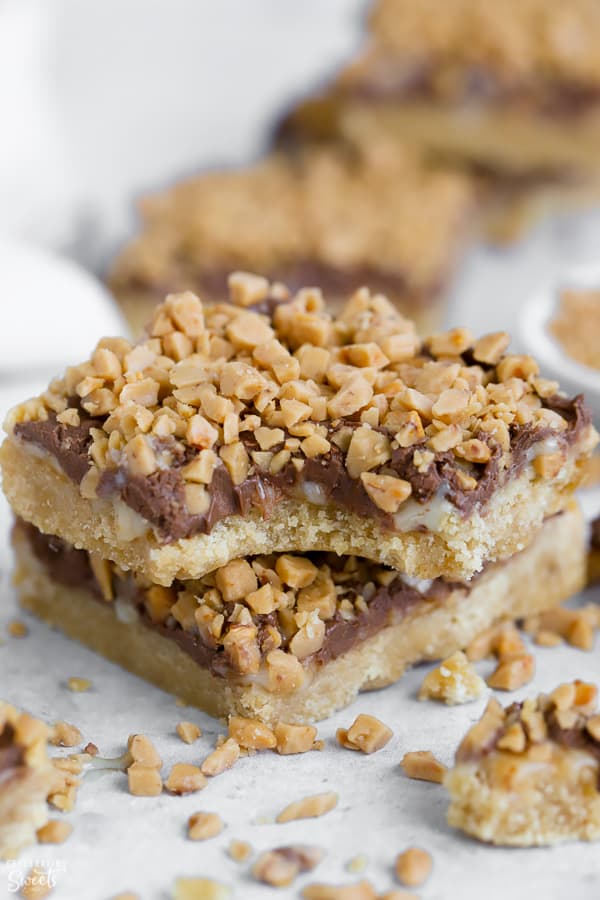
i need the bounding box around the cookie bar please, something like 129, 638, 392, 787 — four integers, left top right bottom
0, 703, 55, 859
12, 504, 585, 725
280, 0, 600, 176
1, 285, 596, 585
277, 0, 600, 239
588, 516, 600, 585
108, 143, 474, 334
445, 680, 600, 846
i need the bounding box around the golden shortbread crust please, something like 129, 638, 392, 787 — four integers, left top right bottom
12, 504, 585, 725
0, 437, 588, 585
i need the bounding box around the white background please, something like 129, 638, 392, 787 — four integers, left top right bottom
1, 2, 600, 898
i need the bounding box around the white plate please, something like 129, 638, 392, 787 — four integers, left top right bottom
519, 263, 600, 424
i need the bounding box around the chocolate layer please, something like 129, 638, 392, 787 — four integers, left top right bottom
338, 58, 600, 118
16, 415, 101, 484
0, 725, 24, 774
460, 698, 600, 786
591, 516, 600, 550
14, 395, 589, 544
19, 520, 453, 677
116, 261, 441, 312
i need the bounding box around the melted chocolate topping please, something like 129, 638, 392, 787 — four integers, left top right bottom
0, 724, 24, 773
14, 395, 589, 543
19, 520, 454, 677
118, 262, 439, 311
591, 516, 600, 550
338, 58, 600, 119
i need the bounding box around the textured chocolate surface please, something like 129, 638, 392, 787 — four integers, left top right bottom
120, 262, 440, 312
14, 395, 589, 543
0, 725, 24, 773
16, 415, 101, 484
339, 58, 600, 117
591, 516, 600, 550
20, 520, 453, 676
461, 697, 600, 783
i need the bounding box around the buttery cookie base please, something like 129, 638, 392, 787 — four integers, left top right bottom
314, 97, 600, 175
11, 504, 585, 725
445, 759, 600, 846
0, 435, 588, 585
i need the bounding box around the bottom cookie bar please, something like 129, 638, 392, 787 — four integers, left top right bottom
12, 504, 584, 726
0, 702, 55, 860
445, 681, 600, 846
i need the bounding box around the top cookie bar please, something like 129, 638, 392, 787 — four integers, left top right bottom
369, 0, 600, 96
1, 279, 596, 585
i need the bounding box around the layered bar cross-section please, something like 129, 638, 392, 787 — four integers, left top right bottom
277, 0, 600, 237
11, 505, 586, 724
1, 283, 596, 585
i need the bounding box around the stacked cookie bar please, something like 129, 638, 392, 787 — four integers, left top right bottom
1, 279, 596, 724
108, 141, 475, 335
278, 0, 600, 237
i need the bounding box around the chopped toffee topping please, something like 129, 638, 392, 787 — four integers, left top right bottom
108, 145, 473, 303
368, 0, 600, 102
8, 284, 595, 543
19, 519, 455, 681
455, 681, 600, 787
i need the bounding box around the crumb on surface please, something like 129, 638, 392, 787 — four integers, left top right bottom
7, 619, 28, 638
173, 878, 231, 900
176, 721, 202, 744
166, 763, 207, 795
188, 812, 224, 841
50, 721, 82, 748
346, 854, 368, 874
395, 847, 433, 887
128, 734, 162, 768
487, 653, 535, 691
523, 605, 599, 651
66, 676, 92, 693
228, 715, 276, 750
302, 880, 377, 899
127, 762, 163, 797
418, 650, 486, 704
274, 721, 318, 754
36, 820, 73, 845
400, 750, 447, 783
253, 845, 323, 887
277, 792, 338, 824
19, 866, 53, 899
336, 713, 393, 753
201, 738, 240, 777
465, 621, 525, 662
227, 839, 253, 863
